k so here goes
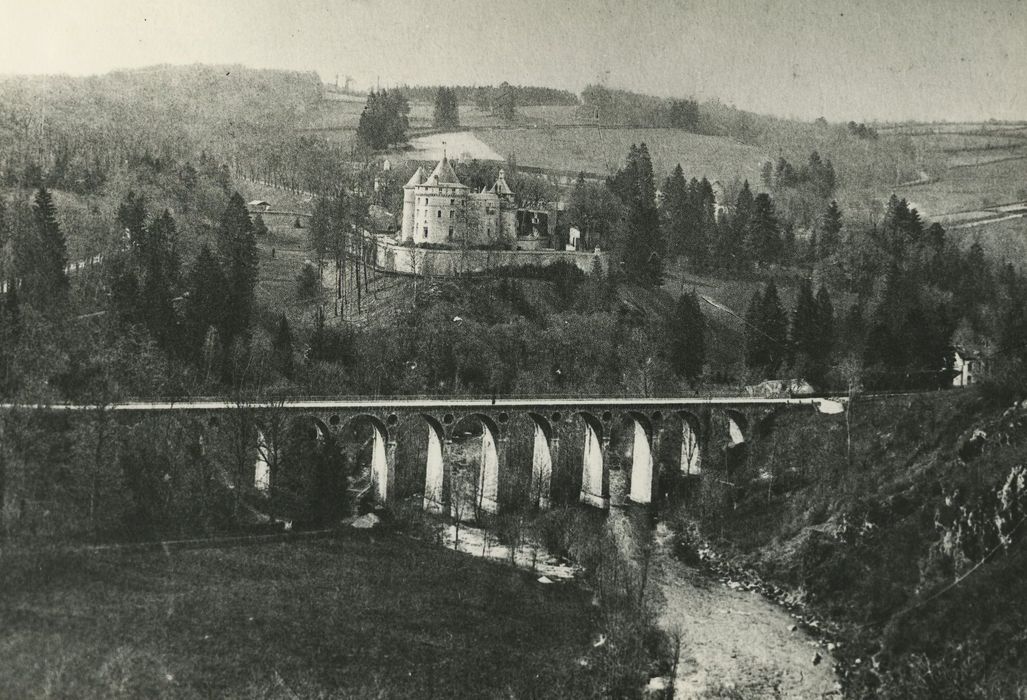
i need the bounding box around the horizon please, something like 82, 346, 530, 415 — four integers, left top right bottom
1, 0, 1025, 123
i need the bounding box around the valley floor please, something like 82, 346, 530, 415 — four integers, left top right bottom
0, 534, 594, 699
652, 523, 840, 699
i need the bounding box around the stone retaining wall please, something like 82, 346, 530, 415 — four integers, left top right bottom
373, 237, 608, 276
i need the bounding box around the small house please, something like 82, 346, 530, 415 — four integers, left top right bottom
950, 347, 982, 387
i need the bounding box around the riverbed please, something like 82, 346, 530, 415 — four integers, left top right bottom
652, 523, 841, 698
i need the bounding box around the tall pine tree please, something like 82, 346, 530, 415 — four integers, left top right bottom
17, 187, 69, 312
184, 244, 228, 362
217, 193, 259, 342
667, 290, 706, 383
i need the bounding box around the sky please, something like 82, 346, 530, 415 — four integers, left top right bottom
1, 0, 1025, 123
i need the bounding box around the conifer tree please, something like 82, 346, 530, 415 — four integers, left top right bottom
272, 314, 295, 379
662, 164, 689, 258
433, 87, 460, 129
814, 285, 835, 367
790, 278, 819, 368
759, 280, 788, 374
744, 193, 781, 265
184, 244, 228, 361
139, 210, 180, 350
744, 289, 767, 370
217, 193, 258, 342
818, 201, 843, 258
117, 190, 147, 244
0, 199, 10, 282
16, 187, 69, 311
252, 214, 269, 238
618, 143, 664, 285
667, 290, 706, 383
0, 286, 20, 392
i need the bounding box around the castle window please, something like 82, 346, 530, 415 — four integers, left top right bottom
448, 227, 454, 239
449, 210, 454, 218
437, 210, 442, 218
487, 227, 491, 235
423, 227, 428, 238
450, 198, 454, 205
424, 198, 428, 204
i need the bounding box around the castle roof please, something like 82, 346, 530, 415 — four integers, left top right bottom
403, 166, 425, 188
490, 169, 514, 196
423, 156, 467, 188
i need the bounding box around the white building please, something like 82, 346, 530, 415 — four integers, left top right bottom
951, 348, 982, 387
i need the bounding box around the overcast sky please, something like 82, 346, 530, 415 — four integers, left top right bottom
2, 0, 1024, 122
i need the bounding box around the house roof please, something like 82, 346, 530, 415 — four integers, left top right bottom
490, 168, 514, 196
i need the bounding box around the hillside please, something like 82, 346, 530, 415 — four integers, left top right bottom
671, 388, 1027, 697
477, 127, 766, 183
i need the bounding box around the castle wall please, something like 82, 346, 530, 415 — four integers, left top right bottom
469, 192, 502, 245
374, 237, 608, 277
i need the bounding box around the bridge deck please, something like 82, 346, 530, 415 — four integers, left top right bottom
0, 396, 847, 412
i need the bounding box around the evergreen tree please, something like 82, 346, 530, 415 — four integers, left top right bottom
117, 190, 147, 244
433, 87, 460, 129
617, 143, 664, 285
356, 90, 410, 149
139, 210, 180, 350
667, 290, 706, 383
0, 199, 9, 282
16, 187, 69, 311
790, 278, 819, 369
496, 81, 516, 121
272, 314, 295, 379
744, 193, 781, 265
814, 285, 835, 366
184, 244, 228, 361
818, 201, 843, 258
744, 289, 767, 370
0, 286, 21, 392
217, 193, 259, 342
759, 280, 788, 374
662, 164, 690, 258
252, 214, 269, 238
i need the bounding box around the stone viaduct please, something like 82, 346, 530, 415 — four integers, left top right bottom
27, 396, 844, 517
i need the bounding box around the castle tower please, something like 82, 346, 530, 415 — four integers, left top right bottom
401, 166, 425, 241
491, 169, 517, 242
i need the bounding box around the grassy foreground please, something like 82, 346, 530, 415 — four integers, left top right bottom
0, 534, 594, 699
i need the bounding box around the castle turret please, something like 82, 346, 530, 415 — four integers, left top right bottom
401, 166, 425, 241
491, 169, 517, 242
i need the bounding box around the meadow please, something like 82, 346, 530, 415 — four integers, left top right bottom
0, 535, 594, 699
476, 126, 768, 182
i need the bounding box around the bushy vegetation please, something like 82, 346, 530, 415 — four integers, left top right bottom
673, 390, 1027, 697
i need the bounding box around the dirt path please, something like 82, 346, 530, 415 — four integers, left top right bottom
652, 524, 840, 699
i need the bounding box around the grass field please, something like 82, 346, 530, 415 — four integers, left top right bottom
954, 216, 1027, 269
476, 126, 767, 182
895, 155, 1027, 218
0, 535, 594, 699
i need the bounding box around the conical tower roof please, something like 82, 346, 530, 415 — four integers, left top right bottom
490, 168, 514, 196
404, 166, 426, 188
423, 156, 467, 188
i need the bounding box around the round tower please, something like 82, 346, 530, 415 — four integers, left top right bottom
401, 166, 425, 242
492, 169, 518, 243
